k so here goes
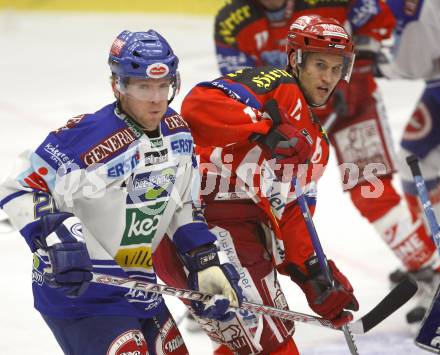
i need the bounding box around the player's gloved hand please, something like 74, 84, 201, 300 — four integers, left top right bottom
36, 212, 93, 298
287, 256, 359, 327
258, 100, 312, 180
354, 35, 390, 78
181, 244, 243, 321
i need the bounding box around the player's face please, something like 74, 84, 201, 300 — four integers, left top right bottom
258, 0, 286, 10
296, 52, 344, 106
117, 77, 170, 131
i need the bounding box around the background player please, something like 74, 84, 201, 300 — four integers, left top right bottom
214, 0, 440, 325
377, 0, 440, 324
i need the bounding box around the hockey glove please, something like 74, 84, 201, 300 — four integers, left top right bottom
287, 256, 359, 327
181, 244, 243, 321
36, 212, 93, 298
258, 100, 312, 181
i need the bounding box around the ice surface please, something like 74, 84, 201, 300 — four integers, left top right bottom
0, 11, 428, 354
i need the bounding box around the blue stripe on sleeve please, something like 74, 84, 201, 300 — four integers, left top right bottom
0, 190, 28, 209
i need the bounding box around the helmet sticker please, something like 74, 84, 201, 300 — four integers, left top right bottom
110, 38, 125, 57
146, 63, 170, 78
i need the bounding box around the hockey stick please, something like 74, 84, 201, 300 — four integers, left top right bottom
292, 178, 359, 354
406, 155, 440, 250
406, 155, 440, 353
92, 270, 416, 335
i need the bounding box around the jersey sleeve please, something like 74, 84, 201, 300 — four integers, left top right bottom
278, 194, 316, 272
181, 84, 272, 147
182, 67, 304, 148
0, 133, 79, 251
166, 152, 216, 254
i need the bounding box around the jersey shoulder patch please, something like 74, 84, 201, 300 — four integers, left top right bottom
215, 0, 263, 46
162, 109, 190, 137
226, 66, 294, 94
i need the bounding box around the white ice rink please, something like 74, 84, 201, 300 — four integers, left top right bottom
0, 11, 429, 354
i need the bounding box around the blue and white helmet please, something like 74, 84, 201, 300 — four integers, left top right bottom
108, 29, 180, 103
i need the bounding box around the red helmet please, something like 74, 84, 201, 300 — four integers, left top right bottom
286, 15, 355, 82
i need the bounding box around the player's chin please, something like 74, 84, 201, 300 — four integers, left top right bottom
311, 95, 329, 107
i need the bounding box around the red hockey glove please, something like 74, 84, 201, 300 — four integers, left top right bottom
286, 256, 359, 326
258, 100, 312, 180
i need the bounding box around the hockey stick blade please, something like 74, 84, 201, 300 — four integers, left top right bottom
92, 273, 417, 334
350, 277, 418, 334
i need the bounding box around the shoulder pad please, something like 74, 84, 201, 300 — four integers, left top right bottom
51, 104, 137, 167
215, 0, 263, 46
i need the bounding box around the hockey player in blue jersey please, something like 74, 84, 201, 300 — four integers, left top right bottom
376, 0, 440, 331
0, 30, 243, 355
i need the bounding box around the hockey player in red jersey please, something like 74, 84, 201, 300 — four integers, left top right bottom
214, 0, 440, 320
155, 15, 359, 354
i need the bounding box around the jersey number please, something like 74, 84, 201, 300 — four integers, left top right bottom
33, 192, 55, 219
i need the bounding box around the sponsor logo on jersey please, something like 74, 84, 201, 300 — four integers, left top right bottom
146, 62, 169, 78
32, 254, 44, 285
214, 191, 249, 201
218, 5, 252, 45
164, 114, 188, 130
144, 149, 168, 166
121, 115, 144, 139
43, 142, 75, 168
155, 318, 186, 355
115, 246, 154, 270
106, 330, 147, 355
127, 167, 176, 203
170, 134, 193, 155
32, 269, 44, 285
228, 67, 292, 94
211, 80, 241, 100
150, 137, 163, 148
121, 205, 164, 245
24, 167, 50, 192
107, 152, 140, 178
269, 190, 286, 212
81, 128, 136, 166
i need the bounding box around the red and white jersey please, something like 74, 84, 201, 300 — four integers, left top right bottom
214, 0, 396, 75
181, 66, 330, 267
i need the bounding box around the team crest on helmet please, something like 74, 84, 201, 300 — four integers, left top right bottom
146, 63, 170, 78
110, 38, 125, 57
